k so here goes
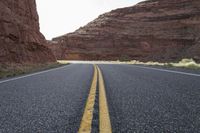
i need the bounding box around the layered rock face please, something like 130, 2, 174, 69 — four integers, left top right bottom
51, 0, 200, 62
0, 0, 55, 63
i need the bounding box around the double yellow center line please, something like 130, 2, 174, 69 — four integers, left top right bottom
78, 65, 112, 133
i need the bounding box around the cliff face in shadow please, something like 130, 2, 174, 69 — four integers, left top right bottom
0, 0, 55, 63
50, 0, 200, 62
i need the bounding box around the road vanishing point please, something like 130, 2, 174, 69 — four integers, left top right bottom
0, 64, 200, 133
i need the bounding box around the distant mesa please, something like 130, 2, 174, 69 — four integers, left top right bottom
0, 0, 56, 64
49, 0, 200, 62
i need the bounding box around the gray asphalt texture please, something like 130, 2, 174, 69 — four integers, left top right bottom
99, 64, 200, 133
0, 64, 93, 133
1, 64, 200, 133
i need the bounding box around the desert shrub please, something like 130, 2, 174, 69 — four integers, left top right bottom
126, 58, 200, 69
119, 55, 132, 62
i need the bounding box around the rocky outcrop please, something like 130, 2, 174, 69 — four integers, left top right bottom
0, 0, 55, 63
51, 0, 200, 62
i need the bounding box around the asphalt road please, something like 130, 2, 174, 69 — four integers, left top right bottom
0, 64, 93, 133
99, 64, 200, 133
0, 64, 200, 133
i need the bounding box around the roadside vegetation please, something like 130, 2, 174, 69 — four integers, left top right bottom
126, 59, 200, 70
57, 60, 70, 65
0, 61, 69, 79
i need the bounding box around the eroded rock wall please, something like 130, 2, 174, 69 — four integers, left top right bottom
51, 0, 200, 62
0, 0, 55, 63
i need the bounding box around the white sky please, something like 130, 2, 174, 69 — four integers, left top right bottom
36, 0, 144, 40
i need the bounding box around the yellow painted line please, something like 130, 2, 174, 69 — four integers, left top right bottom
97, 66, 112, 133
78, 65, 98, 133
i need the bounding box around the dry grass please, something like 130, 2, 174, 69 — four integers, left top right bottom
57, 60, 69, 64
165, 59, 200, 69
0, 62, 68, 79
126, 59, 200, 69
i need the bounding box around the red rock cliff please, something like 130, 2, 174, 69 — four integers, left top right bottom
51, 0, 200, 62
0, 0, 56, 63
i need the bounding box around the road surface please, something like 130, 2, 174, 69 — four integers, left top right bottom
0, 64, 200, 133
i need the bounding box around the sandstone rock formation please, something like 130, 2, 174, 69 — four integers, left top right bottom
0, 0, 55, 63
50, 0, 200, 62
